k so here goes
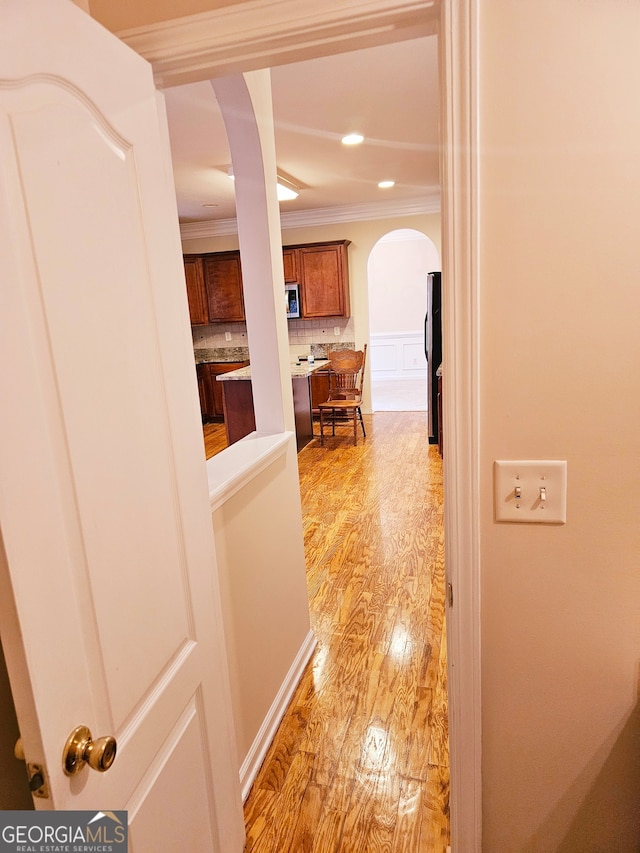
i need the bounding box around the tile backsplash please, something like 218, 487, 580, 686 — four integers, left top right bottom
192, 321, 248, 350
192, 317, 355, 360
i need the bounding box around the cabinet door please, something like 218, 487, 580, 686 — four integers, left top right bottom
197, 364, 216, 418
310, 369, 331, 410
283, 247, 298, 283
299, 241, 350, 318
184, 255, 208, 325
211, 368, 225, 417
197, 367, 207, 416
203, 252, 245, 322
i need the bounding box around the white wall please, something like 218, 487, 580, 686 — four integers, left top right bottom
478, 1, 640, 849
368, 229, 439, 385
211, 439, 311, 787
368, 229, 438, 334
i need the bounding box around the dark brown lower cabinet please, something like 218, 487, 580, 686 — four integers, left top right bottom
310, 368, 330, 411
197, 361, 249, 420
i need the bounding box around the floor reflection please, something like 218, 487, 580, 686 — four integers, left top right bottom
243, 412, 449, 852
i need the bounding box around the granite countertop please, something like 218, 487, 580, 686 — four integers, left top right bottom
217, 359, 330, 381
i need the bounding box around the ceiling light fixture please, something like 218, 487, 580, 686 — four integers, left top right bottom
341, 133, 364, 146
378, 180, 395, 189
275, 174, 300, 201
227, 166, 300, 201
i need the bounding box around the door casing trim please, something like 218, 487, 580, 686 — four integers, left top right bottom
111, 1, 483, 847
439, 0, 482, 849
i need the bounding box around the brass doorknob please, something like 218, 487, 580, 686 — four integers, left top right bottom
62, 725, 117, 776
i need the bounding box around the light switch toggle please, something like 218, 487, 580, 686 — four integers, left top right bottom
494, 460, 567, 524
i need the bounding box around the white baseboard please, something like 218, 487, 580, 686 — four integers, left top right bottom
239, 629, 317, 801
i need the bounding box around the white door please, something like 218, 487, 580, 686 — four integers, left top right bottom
0, 2, 244, 851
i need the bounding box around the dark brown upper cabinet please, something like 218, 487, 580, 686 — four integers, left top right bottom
184, 240, 350, 325
282, 247, 298, 284
296, 241, 350, 319
203, 251, 245, 323
183, 255, 208, 326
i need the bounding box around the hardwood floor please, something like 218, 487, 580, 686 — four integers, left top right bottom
202, 420, 228, 459
241, 412, 449, 852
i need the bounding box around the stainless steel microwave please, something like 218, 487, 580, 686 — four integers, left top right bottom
285, 283, 300, 318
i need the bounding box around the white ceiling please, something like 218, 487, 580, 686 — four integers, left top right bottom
163, 35, 440, 226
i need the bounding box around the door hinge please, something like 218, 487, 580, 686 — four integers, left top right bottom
447, 582, 454, 607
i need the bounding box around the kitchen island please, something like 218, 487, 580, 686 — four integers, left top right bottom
217, 359, 328, 451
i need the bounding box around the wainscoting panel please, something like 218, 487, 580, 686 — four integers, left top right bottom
370, 331, 427, 380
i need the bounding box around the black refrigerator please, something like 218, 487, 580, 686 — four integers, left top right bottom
424, 271, 442, 444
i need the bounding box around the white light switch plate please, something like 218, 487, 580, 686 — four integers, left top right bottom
494, 460, 567, 523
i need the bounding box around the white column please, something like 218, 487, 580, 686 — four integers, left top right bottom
211, 71, 295, 435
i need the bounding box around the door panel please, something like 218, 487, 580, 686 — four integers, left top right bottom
0, 2, 243, 849
203, 252, 245, 322
12, 86, 192, 729
128, 700, 217, 852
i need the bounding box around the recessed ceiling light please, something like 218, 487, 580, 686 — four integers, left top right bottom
378, 180, 395, 189
341, 133, 364, 146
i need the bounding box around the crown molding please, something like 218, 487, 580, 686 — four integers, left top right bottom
116, 0, 439, 88
179, 194, 441, 240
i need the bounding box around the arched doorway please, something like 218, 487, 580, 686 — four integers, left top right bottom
367, 228, 440, 411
